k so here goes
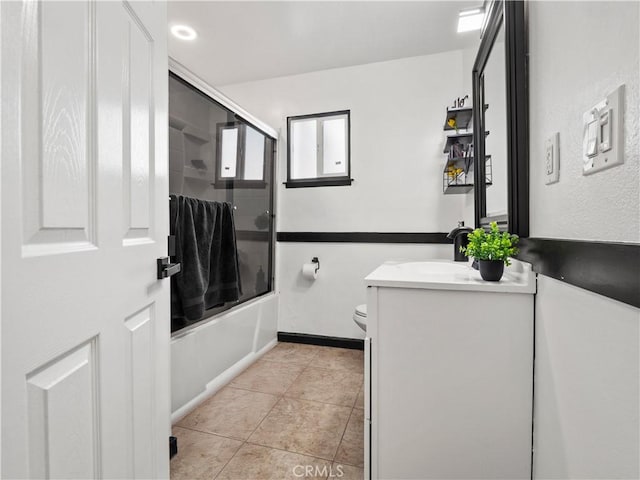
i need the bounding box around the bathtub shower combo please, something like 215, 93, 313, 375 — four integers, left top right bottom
168, 64, 278, 419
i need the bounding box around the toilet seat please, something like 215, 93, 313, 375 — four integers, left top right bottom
353, 304, 367, 332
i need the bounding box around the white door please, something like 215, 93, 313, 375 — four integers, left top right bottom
1, 1, 170, 478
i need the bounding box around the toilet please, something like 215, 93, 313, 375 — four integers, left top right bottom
353, 304, 367, 332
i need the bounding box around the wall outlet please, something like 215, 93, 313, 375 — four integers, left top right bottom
544, 132, 560, 185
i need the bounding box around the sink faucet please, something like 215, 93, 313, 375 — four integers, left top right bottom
447, 221, 473, 262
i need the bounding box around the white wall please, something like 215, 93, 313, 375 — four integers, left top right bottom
277, 243, 451, 338
533, 276, 639, 479
528, 2, 640, 478
529, 1, 640, 243
221, 51, 474, 233
221, 51, 475, 338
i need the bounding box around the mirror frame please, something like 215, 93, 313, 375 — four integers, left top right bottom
472, 0, 529, 237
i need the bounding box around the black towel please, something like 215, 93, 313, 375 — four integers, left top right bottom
170, 195, 242, 321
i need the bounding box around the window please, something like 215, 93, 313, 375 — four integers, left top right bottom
215, 122, 267, 187
286, 110, 351, 188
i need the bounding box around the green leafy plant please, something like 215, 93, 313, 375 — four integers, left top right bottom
461, 221, 519, 266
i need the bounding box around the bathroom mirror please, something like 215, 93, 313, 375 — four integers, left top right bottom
472, 0, 529, 237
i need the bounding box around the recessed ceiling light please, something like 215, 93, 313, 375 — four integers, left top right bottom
457, 7, 485, 33
171, 25, 197, 41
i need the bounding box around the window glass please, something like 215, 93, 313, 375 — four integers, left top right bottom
244, 125, 265, 180
290, 119, 317, 179
322, 117, 347, 175
220, 127, 238, 178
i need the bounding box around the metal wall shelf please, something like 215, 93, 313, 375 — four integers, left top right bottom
443, 106, 473, 131
443, 156, 492, 195
442, 131, 489, 154
440, 102, 492, 195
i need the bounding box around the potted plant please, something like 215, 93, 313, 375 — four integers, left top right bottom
461, 221, 519, 281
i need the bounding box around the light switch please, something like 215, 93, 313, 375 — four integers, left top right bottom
599, 108, 612, 152
582, 85, 625, 175
545, 132, 560, 185
586, 118, 598, 157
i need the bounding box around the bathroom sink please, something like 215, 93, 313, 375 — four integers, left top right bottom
371, 260, 474, 286
392, 261, 472, 275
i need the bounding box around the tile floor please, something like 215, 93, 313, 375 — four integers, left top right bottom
171, 342, 365, 480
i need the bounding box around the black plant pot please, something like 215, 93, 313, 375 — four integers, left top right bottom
478, 259, 505, 281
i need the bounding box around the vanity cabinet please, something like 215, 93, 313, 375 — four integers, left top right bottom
364, 261, 534, 479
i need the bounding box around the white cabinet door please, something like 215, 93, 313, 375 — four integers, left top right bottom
1, 1, 170, 478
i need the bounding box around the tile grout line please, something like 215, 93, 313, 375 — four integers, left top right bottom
332, 406, 355, 464
282, 367, 362, 408
221, 384, 284, 397
211, 436, 244, 480
214, 348, 320, 479
172, 424, 246, 442
171, 424, 244, 480
183, 344, 364, 478
243, 439, 337, 464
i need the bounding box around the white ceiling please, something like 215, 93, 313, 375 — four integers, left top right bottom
168, 1, 482, 87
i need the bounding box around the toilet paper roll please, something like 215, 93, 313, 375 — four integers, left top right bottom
302, 263, 318, 280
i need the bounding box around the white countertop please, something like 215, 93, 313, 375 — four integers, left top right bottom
364, 259, 536, 294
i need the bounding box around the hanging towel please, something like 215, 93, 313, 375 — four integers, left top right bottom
170, 195, 242, 321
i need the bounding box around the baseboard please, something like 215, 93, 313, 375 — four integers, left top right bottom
170, 338, 278, 424
278, 332, 364, 350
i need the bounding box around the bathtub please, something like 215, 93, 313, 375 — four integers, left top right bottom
170, 293, 278, 422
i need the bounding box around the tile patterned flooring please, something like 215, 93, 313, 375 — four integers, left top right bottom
171, 342, 365, 480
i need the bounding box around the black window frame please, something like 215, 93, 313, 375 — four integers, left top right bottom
214, 121, 268, 189
285, 110, 352, 188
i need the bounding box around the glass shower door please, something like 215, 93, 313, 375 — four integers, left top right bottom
168, 72, 275, 333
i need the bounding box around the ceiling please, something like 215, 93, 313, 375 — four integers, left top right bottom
168, 1, 482, 87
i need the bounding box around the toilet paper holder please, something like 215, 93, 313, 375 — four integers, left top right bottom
311, 257, 320, 273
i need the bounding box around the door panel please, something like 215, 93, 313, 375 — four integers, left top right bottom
1, 1, 169, 478
21, 1, 96, 255
27, 340, 99, 480
124, 3, 153, 239
124, 304, 156, 479
41, 1, 91, 230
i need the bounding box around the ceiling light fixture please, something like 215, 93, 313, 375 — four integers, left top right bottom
457, 7, 485, 33
171, 25, 197, 41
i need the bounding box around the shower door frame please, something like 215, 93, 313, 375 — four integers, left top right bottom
168, 58, 278, 333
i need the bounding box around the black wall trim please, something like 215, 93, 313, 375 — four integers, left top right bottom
277, 232, 452, 244
236, 230, 271, 242
278, 332, 364, 350
518, 238, 640, 309
284, 178, 353, 188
